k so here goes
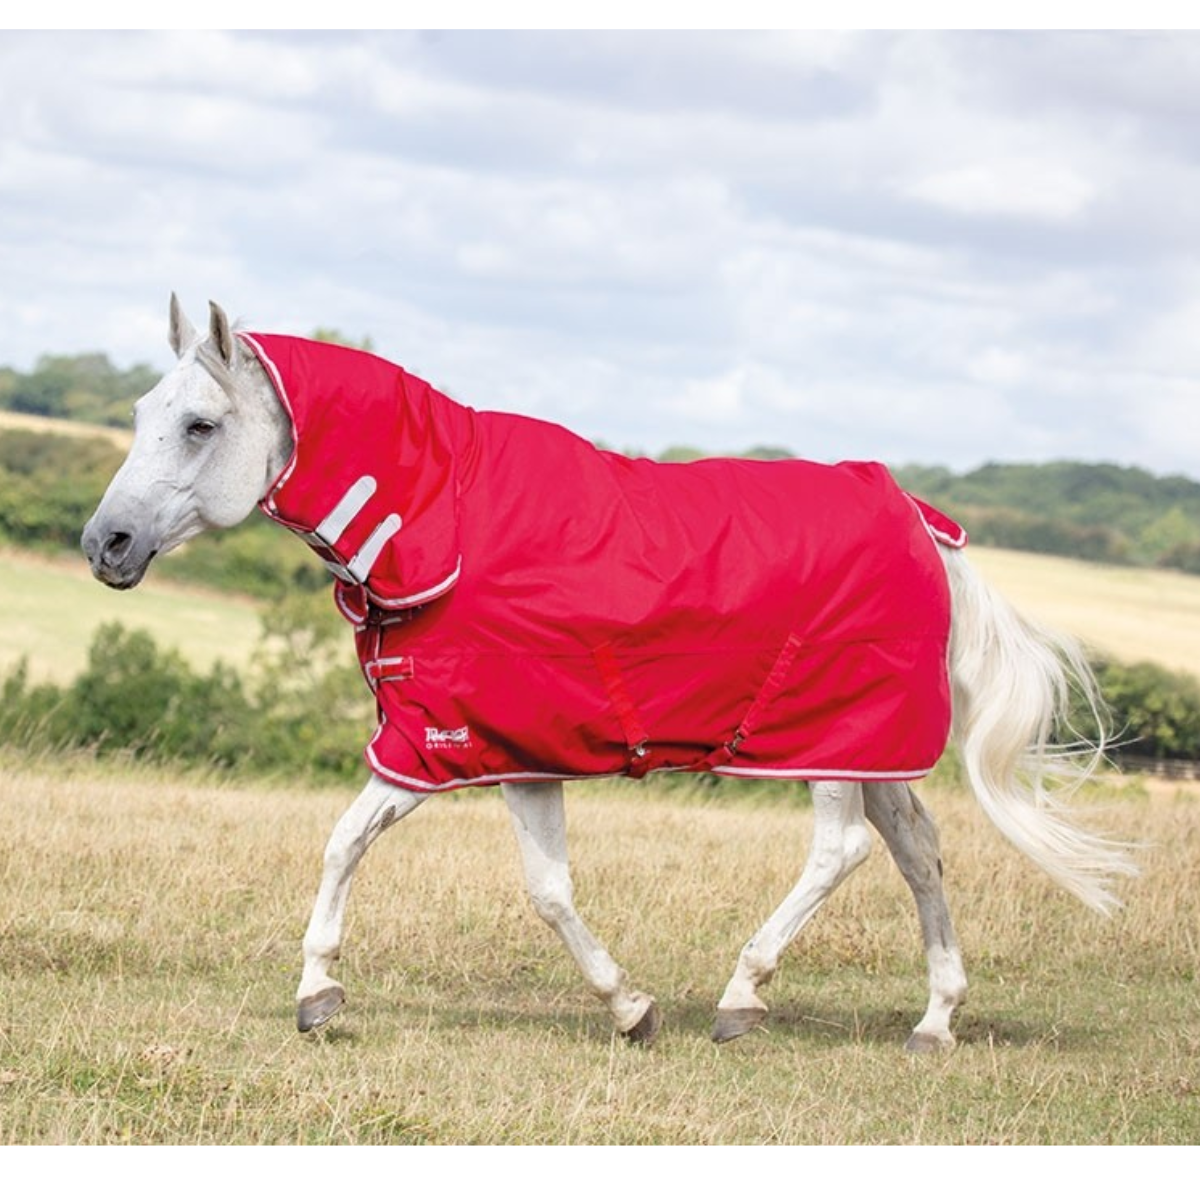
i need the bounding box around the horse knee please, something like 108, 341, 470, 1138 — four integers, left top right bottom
813, 824, 871, 882
322, 832, 363, 877
844, 823, 872, 870
526, 876, 575, 928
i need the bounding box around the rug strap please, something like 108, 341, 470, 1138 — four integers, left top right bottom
592, 643, 653, 778
701, 632, 805, 770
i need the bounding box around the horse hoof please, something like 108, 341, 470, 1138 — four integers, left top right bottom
711, 1007, 766, 1044
904, 1030, 954, 1054
297, 985, 345, 1033
622, 1001, 663, 1047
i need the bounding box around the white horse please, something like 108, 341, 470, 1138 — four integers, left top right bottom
82, 297, 1136, 1050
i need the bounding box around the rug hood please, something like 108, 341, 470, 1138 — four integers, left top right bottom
242, 332, 468, 613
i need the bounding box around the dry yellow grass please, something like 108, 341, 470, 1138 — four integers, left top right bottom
0, 758, 1196, 1144
0, 408, 131, 450
2, 404, 1196, 679
968, 545, 1200, 674
6, 541, 1198, 688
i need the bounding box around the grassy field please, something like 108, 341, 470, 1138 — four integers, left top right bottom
968, 545, 1200, 674
3, 522, 1198, 1145
0, 756, 1194, 1145
5, 543, 1200, 690
0, 408, 131, 449
0, 548, 264, 683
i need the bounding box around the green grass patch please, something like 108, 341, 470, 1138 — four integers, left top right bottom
0, 548, 264, 683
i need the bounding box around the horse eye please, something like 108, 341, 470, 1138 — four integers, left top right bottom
187, 419, 218, 439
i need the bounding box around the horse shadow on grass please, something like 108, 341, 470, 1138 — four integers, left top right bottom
288, 993, 1098, 1053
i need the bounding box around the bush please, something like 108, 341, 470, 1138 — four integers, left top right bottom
154, 513, 330, 598
4, 623, 1199, 784
1091, 658, 1200, 762
0, 429, 126, 550
0, 619, 372, 782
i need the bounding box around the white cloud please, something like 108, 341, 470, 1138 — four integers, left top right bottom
1, 30, 1200, 477
665, 367, 749, 425
907, 161, 1096, 221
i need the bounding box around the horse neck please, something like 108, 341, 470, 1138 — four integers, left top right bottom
233, 347, 295, 486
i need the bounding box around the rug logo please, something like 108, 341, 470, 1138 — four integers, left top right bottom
425, 725, 472, 751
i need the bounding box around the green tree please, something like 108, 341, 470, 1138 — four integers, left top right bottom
1091, 659, 1200, 761
310, 328, 375, 352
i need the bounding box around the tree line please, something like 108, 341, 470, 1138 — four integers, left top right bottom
6, 347, 1200, 575
3, 350, 1200, 768
892, 460, 1200, 573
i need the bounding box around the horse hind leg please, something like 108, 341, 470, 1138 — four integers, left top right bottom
296, 774, 428, 1032
713, 780, 871, 1043
502, 781, 661, 1045
863, 781, 967, 1052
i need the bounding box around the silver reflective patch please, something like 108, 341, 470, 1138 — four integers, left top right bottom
315, 475, 377, 546
347, 513, 403, 584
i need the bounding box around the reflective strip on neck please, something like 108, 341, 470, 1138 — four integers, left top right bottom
347, 513, 404, 584
315, 475, 378, 546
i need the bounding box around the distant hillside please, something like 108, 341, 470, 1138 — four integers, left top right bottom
650, 449, 1200, 576
892, 461, 1200, 573
0, 352, 151, 427
0, 420, 327, 598
0, 335, 369, 429
5, 348, 1200, 580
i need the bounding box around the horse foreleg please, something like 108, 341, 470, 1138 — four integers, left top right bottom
863, 781, 967, 1052
713, 780, 871, 1043
296, 774, 428, 1032
502, 781, 661, 1044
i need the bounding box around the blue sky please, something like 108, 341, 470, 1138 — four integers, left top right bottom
3, 25, 1200, 475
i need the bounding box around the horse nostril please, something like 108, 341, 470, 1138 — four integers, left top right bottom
102, 531, 133, 565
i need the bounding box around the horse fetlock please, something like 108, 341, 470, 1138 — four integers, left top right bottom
717, 957, 772, 1016
736, 942, 778, 992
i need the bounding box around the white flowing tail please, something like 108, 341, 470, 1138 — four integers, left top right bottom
944, 548, 1138, 913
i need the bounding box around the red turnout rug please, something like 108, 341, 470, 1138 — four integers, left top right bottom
244, 333, 966, 792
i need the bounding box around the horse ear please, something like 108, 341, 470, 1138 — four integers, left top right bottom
168, 292, 198, 359
208, 300, 237, 368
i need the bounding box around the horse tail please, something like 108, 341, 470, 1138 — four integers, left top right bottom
943, 547, 1138, 913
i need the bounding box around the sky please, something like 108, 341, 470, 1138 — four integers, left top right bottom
3, 24, 1200, 476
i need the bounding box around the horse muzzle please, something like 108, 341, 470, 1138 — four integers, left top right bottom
81, 521, 157, 589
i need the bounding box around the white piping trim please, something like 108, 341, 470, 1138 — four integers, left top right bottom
712, 765, 934, 781
906, 493, 968, 550
240, 332, 300, 510
335, 586, 368, 624
365, 555, 462, 609
365, 726, 935, 792
365, 741, 609, 793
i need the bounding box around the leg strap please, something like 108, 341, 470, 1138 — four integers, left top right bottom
701, 632, 804, 770
592, 643, 652, 778
594, 633, 805, 777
